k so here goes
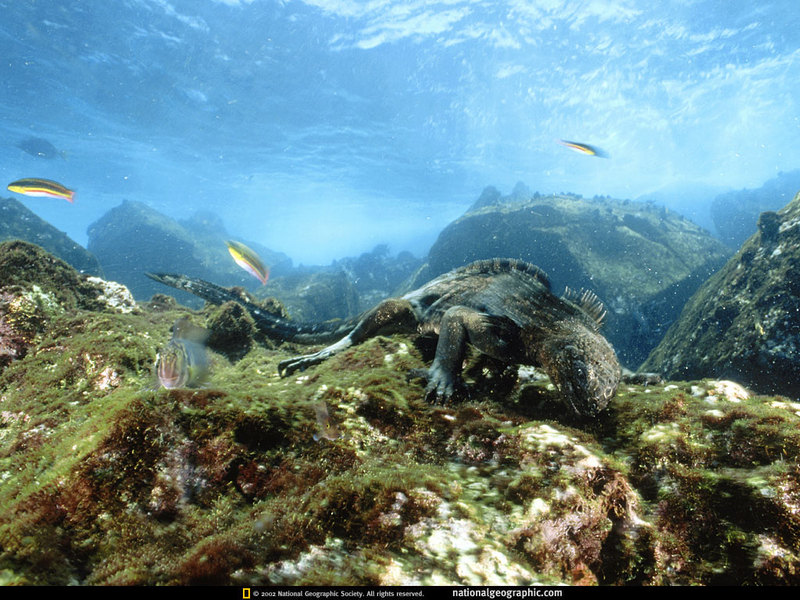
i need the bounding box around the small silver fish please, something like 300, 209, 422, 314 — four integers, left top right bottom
313, 402, 340, 441
155, 318, 210, 389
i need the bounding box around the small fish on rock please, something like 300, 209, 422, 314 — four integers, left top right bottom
154, 318, 210, 389
313, 401, 341, 441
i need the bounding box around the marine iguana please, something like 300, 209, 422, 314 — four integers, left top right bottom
147, 258, 621, 417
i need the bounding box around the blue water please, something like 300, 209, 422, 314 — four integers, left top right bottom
1, 0, 798, 264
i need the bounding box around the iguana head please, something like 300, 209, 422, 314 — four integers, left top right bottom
540, 329, 621, 417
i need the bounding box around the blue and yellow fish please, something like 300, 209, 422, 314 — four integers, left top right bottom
155, 318, 210, 389
556, 139, 609, 158
226, 240, 269, 285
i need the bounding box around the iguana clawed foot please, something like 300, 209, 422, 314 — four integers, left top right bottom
407, 366, 469, 405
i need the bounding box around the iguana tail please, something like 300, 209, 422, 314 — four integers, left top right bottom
146, 272, 357, 344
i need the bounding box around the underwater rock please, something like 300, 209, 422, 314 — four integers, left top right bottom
0, 243, 796, 586
0, 196, 101, 275
85, 277, 137, 314
608, 379, 800, 585
641, 191, 800, 398
413, 187, 731, 368
257, 269, 361, 322
1, 296, 799, 585
710, 169, 800, 249
87, 200, 291, 304
252, 245, 422, 323
332, 244, 423, 311
0, 240, 120, 313
205, 300, 257, 360
0, 241, 139, 371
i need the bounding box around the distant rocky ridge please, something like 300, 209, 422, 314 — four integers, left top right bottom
0, 197, 101, 276
642, 191, 800, 398
262, 245, 423, 322
635, 181, 728, 236
711, 169, 800, 249
85, 200, 422, 321
86, 200, 293, 306
405, 184, 731, 368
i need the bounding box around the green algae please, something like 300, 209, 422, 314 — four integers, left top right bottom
1, 255, 800, 585
600, 379, 800, 584
0, 240, 105, 312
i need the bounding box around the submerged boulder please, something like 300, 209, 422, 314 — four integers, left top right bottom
411, 188, 731, 368
641, 191, 800, 398
0, 196, 101, 275
257, 269, 360, 322
0, 240, 136, 370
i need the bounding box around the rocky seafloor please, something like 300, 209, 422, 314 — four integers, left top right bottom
1, 241, 799, 586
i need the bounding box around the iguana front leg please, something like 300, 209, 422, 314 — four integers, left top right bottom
411, 305, 522, 404
278, 298, 418, 377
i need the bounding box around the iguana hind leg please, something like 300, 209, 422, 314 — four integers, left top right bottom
278, 298, 419, 377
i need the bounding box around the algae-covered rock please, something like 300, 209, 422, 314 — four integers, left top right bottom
605, 379, 800, 584
205, 301, 256, 360
414, 188, 731, 368
0, 197, 101, 275
642, 191, 800, 398
0, 240, 138, 371
2, 245, 799, 586
0, 325, 654, 586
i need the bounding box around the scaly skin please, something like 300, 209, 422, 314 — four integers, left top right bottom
148, 258, 621, 416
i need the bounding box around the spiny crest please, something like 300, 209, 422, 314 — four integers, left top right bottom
563, 287, 607, 327
462, 258, 551, 291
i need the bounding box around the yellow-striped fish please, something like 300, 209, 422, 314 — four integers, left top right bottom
7, 178, 75, 203
226, 240, 269, 285
556, 139, 609, 158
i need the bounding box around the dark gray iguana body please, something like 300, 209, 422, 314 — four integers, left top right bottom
147, 258, 621, 416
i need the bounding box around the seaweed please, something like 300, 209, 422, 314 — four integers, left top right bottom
1, 247, 800, 584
